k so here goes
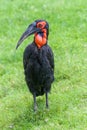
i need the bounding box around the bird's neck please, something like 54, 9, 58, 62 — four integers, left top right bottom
34, 29, 47, 49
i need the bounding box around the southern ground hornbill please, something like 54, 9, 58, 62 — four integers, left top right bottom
16, 20, 54, 111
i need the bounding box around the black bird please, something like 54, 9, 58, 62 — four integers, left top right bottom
16, 20, 54, 111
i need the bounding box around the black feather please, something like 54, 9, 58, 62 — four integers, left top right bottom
23, 42, 54, 97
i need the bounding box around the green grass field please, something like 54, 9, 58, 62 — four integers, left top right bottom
0, 0, 87, 129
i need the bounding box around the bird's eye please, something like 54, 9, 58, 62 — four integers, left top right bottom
38, 24, 42, 28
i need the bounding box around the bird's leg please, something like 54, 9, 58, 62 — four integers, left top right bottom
46, 92, 49, 109
33, 93, 37, 112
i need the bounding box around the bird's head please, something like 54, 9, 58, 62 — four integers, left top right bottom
16, 20, 49, 49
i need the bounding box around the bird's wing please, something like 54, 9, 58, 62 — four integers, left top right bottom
47, 46, 54, 71
23, 44, 32, 70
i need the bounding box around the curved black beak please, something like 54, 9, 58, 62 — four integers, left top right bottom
16, 22, 40, 49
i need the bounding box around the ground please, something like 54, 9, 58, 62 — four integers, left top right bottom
0, 0, 87, 130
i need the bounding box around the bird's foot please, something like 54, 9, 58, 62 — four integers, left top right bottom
34, 105, 37, 112
46, 103, 49, 109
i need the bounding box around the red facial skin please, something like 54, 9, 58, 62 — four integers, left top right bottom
35, 21, 47, 48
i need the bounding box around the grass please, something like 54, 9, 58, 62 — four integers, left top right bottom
0, 0, 87, 129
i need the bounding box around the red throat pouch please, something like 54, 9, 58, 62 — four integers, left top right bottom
35, 29, 47, 48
